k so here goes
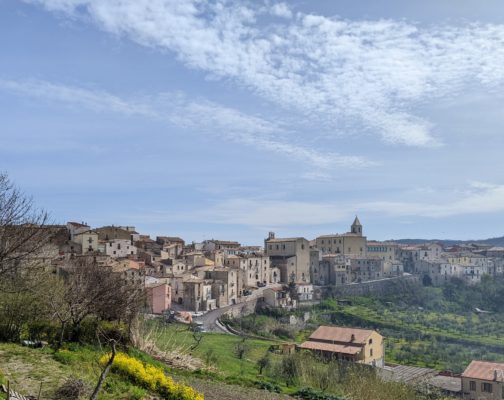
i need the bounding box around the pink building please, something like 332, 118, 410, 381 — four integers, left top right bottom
146, 283, 172, 314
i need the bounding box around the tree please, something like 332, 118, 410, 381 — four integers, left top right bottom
55, 256, 145, 342
0, 172, 52, 279
257, 354, 270, 375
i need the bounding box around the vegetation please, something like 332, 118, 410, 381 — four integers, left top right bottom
99, 352, 204, 400
314, 279, 504, 372
149, 322, 449, 400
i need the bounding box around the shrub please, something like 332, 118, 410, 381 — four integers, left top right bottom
100, 352, 203, 400
255, 380, 281, 393
295, 387, 345, 400
54, 377, 90, 400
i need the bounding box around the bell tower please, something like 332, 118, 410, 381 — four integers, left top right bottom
351, 216, 362, 236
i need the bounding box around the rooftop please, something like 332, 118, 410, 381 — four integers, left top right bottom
299, 341, 361, 355
309, 326, 377, 344
462, 361, 504, 381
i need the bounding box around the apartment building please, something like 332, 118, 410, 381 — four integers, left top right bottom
264, 232, 311, 284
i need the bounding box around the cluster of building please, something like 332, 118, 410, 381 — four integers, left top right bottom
25, 217, 504, 315
400, 242, 504, 286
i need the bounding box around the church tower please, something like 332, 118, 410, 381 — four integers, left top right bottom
351, 216, 362, 236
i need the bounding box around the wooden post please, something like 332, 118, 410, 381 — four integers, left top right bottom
6, 380, 9, 400
37, 382, 43, 400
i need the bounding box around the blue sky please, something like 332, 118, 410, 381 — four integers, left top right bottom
1, 0, 504, 244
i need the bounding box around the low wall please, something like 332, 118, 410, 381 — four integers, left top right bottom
322, 275, 420, 298
223, 296, 261, 318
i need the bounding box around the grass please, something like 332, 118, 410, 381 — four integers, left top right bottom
0, 341, 293, 400
153, 323, 285, 388
0, 342, 155, 399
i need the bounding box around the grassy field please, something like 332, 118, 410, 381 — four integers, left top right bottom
152, 322, 285, 388
0, 340, 293, 400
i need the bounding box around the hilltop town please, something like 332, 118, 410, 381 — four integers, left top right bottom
3, 214, 504, 399
38, 217, 504, 315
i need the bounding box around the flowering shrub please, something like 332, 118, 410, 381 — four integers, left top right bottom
100, 352, 204, 400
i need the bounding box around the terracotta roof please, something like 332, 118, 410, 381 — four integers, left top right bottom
309, 326, 376, 344
299, 341, 361, 355
462, 361, 504, 381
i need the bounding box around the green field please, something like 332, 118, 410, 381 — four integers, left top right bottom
152, 322, 285, 388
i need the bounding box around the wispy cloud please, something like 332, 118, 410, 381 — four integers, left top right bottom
26, 0, 504, 147
158, 181, 504, 227
0, 78, 372, 170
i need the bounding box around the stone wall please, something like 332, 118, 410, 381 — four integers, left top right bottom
223, 297, 260, 318
322, 275, 420, 298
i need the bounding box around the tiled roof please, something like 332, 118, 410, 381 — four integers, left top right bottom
309, 326, 376, 344
299, 341, 361, 355
462, 361, 504, 381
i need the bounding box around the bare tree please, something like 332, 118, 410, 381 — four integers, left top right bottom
56, 256, 145, 342
0, 172, 52, 279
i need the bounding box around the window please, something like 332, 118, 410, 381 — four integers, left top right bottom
482, 382, 492, 393
369, 338, 373, 345
370, 349, 373, 357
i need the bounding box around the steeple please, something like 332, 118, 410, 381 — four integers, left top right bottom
351, 216, 362, 236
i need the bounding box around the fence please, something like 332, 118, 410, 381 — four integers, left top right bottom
1, 380, 42, 400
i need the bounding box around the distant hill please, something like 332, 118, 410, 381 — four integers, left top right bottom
390, 236, 504, 247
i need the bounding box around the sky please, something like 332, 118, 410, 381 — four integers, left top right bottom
1, 0, 504, 245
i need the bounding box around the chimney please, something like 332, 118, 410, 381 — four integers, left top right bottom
268, 232, 275, 240
351, 334, 355, 342
495, 370, 498, 381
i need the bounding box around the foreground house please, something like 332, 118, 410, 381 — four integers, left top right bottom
462, 360, 504, 400
299, 325, 384, 367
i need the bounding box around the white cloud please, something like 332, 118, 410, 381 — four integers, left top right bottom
26, 0, 504, 147
270, 3, 292, 19
0, 78, 372, 170
170, 181, 504, 227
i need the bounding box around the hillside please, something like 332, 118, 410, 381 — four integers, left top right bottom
391, 236, 504, 246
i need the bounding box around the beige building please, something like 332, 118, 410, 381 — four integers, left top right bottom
182, 277, 214, 311
299, 325, 384, 367
318, 254, 351, 286
367, 241, 398, 263
349, 256, 384, 282
73, 230, 99, 254
264, 233, 311, 284
462, 360, 504, 400
316, 217, 367, 257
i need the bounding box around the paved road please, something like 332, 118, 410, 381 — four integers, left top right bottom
195, 284, 282, 332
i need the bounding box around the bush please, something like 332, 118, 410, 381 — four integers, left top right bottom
100, 352, 203, 400
54, 377, 90, 400
295, 387, 345, 400
272, 326, 294, 340
255, 380, 281, 393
